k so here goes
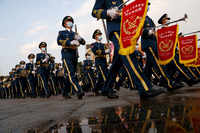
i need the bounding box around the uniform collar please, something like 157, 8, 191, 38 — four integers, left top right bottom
96, 40, 101, 43
41, 51, 46, 54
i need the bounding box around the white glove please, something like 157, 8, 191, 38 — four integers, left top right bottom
53, 70, 56, 74
107, 7, 120, 19
108, 64, 112, 69
142, 53, 147, 58
70, 40, 80, 46
42, 58, 48, 63
105, 49, 111, 54
33, 67, 37, 71
74, 34, 82, 41
32, 71, 35, 74
148, 29, 155, 35
43, 54, 49, 62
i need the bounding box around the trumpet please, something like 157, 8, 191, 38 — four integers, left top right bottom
118, 0, 131, 9
183, 30, 200, 36
156, 14, 188, 28
145, 14, 188, 31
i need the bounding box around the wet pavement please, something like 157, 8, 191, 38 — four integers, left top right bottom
31, 102, 200, 133
1, 83, 200, 133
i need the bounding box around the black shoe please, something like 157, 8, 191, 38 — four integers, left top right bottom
112, 90, 117, 94
191, 79, 199, 84
94, 91, 101, 96
130, 87, 136, 91
101, 91, 108, 96
140, 88, 165, 99
77, 92, 84, 100
64, 94, 72, 99
32, 95, 37, 98
46, 93, 51, 98
159, 82, 170, 89
107, 93, 119, 99
185, 80, 194, 86
152, 85, 167, 92
114, 85, 120, 91
167, 82, 184, 91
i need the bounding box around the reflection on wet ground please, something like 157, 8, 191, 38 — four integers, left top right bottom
27, 97, 200, 133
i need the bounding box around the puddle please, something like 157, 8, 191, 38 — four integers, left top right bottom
27, 98, 200, 133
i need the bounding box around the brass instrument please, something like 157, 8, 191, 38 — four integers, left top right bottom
118, 0, 131, 9
145, 14, 188, 31
40, 63, 49, 68
183, 30, 200, 36
157, 14, 188, 28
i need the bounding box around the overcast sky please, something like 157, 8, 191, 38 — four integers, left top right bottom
0, 0, 199, 75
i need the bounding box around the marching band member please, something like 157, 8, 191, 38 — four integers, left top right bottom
141, 4, 183, 91
57, 16, 85, 99
26, 53, 37, 98
36, 42, 51, 98
92, 0, 165, 99
91, 29, 109, 95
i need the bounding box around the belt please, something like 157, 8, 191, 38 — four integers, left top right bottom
14, 74, 20, 78
95, 55, 106, 58
40, 63, 49, 67
86, 66, 91, 69
62, 46, 77, 50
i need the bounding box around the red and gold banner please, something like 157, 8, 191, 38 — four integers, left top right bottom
178, 35, 198, 64
186, 48, 200, 67
157, 24, 179, 65
194, 48, 200, 67
119, 0, 148, 55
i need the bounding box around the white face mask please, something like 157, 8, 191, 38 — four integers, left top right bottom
97, 36, 103, 41
166, 20, 170, 24
21, 65, 25, 69
41, 47, 46, 52
67, 21, 73, 28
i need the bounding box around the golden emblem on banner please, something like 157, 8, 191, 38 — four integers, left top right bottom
123, 16, 142, 35
159, 40, 173, 52
181, 45, 194, 55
